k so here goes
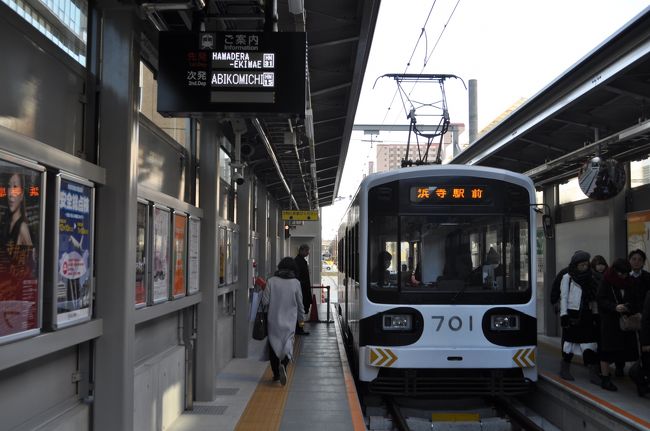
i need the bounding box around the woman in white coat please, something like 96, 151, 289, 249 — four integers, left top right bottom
262, 257, 304, 385
559, 250, 600, 382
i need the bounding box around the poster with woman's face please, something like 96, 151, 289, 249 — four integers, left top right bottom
0, 160, 42, 342
56, 177, 93, 327
152, 206, 170, 304
171, 213, 187, 298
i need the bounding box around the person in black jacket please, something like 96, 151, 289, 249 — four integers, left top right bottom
590, 255, 608, 287
629, 248, 650, 308
596, 258, 640, 391
558, 251, 599, 382
294, 244, 311, 335
638, 292, 650, 396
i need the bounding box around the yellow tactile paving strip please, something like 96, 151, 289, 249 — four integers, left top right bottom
235, 336, 303, 431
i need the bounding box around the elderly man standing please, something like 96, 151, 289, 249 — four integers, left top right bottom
294, 244, 312, 335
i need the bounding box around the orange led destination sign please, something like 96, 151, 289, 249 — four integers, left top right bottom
410, 185, 488, 204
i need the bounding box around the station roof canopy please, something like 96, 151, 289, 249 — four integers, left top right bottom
452, 8, 650, 188
142, 0, 381, 210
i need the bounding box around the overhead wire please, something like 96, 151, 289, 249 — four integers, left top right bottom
379, 0, 438, 126
383, 0, 462, 128
390, 0, 463, 163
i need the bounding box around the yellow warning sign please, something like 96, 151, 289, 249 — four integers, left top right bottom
512, 348, 535, 368
281, 210, 319, 221
431, 413, 480, 422
368, 347, 397, 367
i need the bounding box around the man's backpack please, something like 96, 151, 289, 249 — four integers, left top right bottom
550, 267, 569, 305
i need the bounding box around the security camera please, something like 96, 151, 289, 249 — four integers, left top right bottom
233, 171, 244, 185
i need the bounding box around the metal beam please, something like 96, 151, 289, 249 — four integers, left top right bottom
353, 124, 463, 132
252, 118, 299, 209
525, 119, 650, 179
316, 165, 338, 174
311, 82, 352, 97
313, 115, 347, 125
310, 36, 359, 50
517, 137, 566, 154
314, 136, 342, 147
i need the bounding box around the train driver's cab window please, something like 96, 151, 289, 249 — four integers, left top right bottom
391, 215, 530, 294
368, 215, 398, 288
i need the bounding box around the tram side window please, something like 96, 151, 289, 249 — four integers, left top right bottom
352, 223, 359, 281
336, 238, 346, 272
368, 215, 398, 288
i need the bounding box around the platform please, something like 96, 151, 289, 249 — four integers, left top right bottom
168, 301, 363, 431
535, 335, 650, 430
168, 303, 650, 431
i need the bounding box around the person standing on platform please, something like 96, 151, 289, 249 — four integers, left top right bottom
294, 244, 311, 335
262, 257, 304, 385
638, 291, 650, 396
590, 255, 608, 287
629, 248, 650, 306
596, 258, 639, 391
558, 251, 600, 383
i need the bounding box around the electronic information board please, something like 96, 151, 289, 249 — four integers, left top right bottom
157, 31, 306, 117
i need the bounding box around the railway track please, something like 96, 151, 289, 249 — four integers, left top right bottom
361, 394, 553, 430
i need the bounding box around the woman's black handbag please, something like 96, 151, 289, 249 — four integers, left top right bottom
619, 313, 642, 332
252, 300, 267, 340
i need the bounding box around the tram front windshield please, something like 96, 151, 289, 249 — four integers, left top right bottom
367, 178, 532, 305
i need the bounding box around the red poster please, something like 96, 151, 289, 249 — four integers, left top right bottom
0, 160, 42, 341
172, 214, 187, 298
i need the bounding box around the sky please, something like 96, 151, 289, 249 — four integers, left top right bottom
320, 0, 649, 241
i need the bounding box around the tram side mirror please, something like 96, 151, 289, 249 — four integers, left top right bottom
578, 156, 625, 200
542, 214, 554, 239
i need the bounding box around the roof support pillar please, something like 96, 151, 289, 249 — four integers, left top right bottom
543, 184, 559, 338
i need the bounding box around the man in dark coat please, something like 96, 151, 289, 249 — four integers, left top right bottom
629, 249, 650, 306
295, 244, 311, 335
636, 292, 650, 396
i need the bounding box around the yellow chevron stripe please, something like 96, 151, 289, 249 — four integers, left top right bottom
512, 348, 536, 368
384, 349, 397, 367
368, 347, 398, 367
378, 348, 389, 366
527, 348, 536, 365
513, 349, 524, 367
370, 349, 378, 364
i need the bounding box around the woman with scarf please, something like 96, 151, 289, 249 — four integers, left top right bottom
262, 257, 304, 385
596, 258, 640, 391
559, 251, 600, 383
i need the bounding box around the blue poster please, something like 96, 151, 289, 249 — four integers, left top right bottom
56, 178, 93, 325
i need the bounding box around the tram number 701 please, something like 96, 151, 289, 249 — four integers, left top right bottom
431, 315, 473, 332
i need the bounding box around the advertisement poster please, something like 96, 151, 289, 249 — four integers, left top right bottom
171, 213, 187, 299
627, 210, 650, 271
152, 206, 170, 304
0, 158, 42, 342
187, 217, 200, 295
135, 201, 148, 308
219, 226, 226, 285
56, 177, 93, 327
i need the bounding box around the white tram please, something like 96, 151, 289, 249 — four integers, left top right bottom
336, 165, 539, 396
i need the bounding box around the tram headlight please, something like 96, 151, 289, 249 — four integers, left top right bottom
490, 314, 520, 331
382, 314, 412, 331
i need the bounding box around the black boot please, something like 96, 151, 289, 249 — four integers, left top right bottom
601, 375, 618, 391
560, 361, 574, 381
588, 364, 601, 385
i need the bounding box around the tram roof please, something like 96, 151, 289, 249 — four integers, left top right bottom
452, 7, 650, 188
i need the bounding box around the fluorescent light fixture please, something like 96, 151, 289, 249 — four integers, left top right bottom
618, 120, 650, 141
